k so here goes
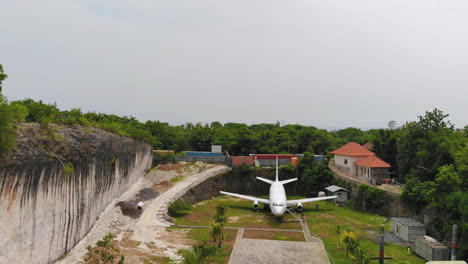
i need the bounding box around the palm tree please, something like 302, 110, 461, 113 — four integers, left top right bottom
340, 231, 359, 263
353, 247, 370, 264
210, 222, 223, 248
213, 205, 226, 247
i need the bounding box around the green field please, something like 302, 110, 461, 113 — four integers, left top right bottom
303, 201, 425, 264
174, 196, 426, 264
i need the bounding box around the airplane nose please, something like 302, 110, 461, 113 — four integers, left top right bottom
272, 207, 282, 216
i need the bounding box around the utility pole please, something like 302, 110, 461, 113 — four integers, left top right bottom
371, 228, 393, 263
451, 224, 458, 260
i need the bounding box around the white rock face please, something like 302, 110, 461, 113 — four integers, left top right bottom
0, 125, 152, 264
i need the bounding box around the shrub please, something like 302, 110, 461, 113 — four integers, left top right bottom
168, 199, 192, 217
0, 102, 17, 156
63, 162, 74, 178
84, 233, 125, 264
154, 154, 175, 164
356, 184, 385, 210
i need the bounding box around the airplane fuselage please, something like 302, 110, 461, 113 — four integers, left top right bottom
269, 182, 287, 216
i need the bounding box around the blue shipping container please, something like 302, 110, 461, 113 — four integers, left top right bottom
185, 151, 223, 157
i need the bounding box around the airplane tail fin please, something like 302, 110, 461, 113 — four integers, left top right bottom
275, 156, 279, 182
256, 177, 274, 185
279, 178, 297, 185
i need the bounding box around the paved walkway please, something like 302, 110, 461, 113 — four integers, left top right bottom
228, 225, 330, 264
138, 165, 231, 227
226, 214, 330, 264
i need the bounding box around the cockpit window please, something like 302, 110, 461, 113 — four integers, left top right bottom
272, 203, 284, 207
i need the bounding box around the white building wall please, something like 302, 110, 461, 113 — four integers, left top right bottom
334, 155, 366, 177
357, 165, 372, 182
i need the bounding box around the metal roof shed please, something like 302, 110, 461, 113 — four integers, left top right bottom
391, 217, 426, 242
415, 236, 450, 261
325, 185, 349, 203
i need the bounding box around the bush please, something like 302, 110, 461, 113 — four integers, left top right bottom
13, 99, 59, 126
356, 184, 385, 210
168, 199, 192, 217
84, 233, 125, 264
154, 154, 175, 164
0, 101, 17, 156
232, 163, 253, 177
63, 162, 74, 178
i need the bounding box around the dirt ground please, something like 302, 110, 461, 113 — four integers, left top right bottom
57, 162, 216, 264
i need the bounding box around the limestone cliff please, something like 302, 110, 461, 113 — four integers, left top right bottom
0, 124, 152, 264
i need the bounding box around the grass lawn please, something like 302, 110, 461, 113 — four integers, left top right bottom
174, 197, 426, 264
175, 196, 302, 230
304, 201, 425, 264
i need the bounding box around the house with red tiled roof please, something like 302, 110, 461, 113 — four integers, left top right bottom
355, 156, 391, 184
330, 142, 390, 185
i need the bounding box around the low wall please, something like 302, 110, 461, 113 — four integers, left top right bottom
175, 155, 230, 164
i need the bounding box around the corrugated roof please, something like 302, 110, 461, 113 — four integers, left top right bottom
330, 142, 375, 157
415, 237, 448, 249
354, 156, 391, 168
325, 185, 349, 192
391, 217, 425, 227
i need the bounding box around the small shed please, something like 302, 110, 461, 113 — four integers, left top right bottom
415, 236, 450, 261
391, 217, 426, 242
325, 185, 349, 203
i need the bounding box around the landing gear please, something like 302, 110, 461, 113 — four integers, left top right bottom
276, 216, 283, 223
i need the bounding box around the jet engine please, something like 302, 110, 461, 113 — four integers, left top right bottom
253, 201, 259, 209
296, 203, 303, 211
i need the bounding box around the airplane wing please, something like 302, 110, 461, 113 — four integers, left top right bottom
287, 195, 337, 206
279, 178, 297, 185
220, 191, 270, 204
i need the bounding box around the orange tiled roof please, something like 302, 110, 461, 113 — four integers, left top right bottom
355, 156, 391, 168
362, 143, 374, 150
330, 142, 375, 157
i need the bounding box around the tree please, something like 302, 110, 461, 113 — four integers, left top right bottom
298, 153, 334, 196
0, 64, 7, 93
210, 222, 223, 248
397, 108, 454, 180
0, 65, 16, 157
0, 102, 16, 156
356, 185, 386, 210
401, 177, 436, 207
370, 129, 398, 172
12, 99, 60, 125
387, 120, 397, 130
211, 205, 226, 248
335, 127, 373, 145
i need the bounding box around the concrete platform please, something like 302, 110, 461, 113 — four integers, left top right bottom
228, 229, 330, 264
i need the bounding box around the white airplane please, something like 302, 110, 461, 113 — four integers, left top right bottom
220, 158, 337, 218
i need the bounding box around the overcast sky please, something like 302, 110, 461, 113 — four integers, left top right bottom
1, 0, 468, 129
